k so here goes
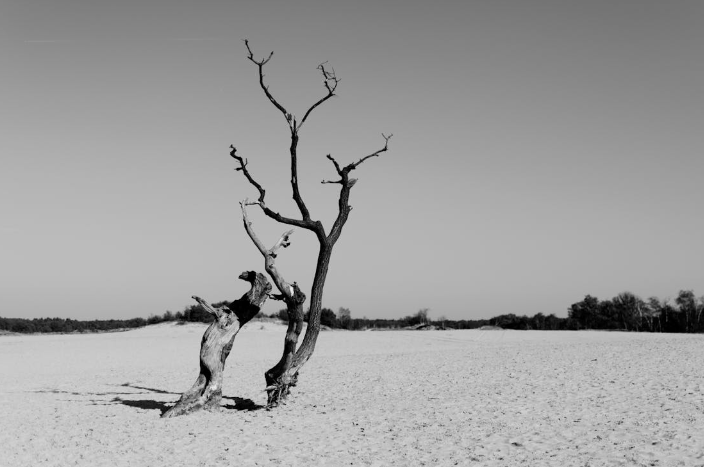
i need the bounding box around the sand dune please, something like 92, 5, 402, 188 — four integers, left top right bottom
1, 323, 703, 466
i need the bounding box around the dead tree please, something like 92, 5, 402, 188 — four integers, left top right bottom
162, 271, 271, 418
230, 40, 391, 406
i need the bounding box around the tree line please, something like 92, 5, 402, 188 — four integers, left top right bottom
2, 290, 702, 334
489, 290, 704, 333
0, 317, 148, 334
0, 305, 485, 334
0, 301, 221, 334
566, 290, 703, 333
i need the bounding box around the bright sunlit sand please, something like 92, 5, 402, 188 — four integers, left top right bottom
1, 324, 703, 466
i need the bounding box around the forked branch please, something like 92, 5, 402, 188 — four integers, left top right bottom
321, 134, 392, 185
347, 133, 392, 171
240, 202, 296, 300
244, 39, 292, 130
230, 146, 312, 230
298, 62, 339, 131
239, 40, 336, 231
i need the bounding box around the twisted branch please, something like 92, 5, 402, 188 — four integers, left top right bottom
242, 39, 321, 225
229, 146, 311, 230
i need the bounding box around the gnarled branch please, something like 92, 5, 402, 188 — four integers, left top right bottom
230, 146, 313, 230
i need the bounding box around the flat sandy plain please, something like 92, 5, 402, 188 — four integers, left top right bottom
1, 323, 703, 466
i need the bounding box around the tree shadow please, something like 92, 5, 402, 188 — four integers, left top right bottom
111, 397, 171, 414
32, 389, 85, 396
112, 383, 263, 413
31, 384, 180, 415
117, 382, 180, 395
222, 396, 263, 412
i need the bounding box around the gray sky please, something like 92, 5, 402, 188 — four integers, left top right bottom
2, 0, 703, 320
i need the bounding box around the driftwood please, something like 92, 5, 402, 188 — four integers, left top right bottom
162, 271, 271, 418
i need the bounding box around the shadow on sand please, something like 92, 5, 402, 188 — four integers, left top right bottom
112, 382, 263, 414
31, 382, 262, 415
112, 398, 172, 413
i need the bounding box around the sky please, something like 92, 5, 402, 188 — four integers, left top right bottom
1, 0, 703, 321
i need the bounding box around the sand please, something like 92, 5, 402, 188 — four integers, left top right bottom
1, 323, 703, 466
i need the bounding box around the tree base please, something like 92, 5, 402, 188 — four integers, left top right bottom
265, 372, 298, 408
161, 317, 238, 418
162, 374, 223, 418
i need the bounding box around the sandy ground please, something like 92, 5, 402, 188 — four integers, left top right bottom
1, 323, 703, 467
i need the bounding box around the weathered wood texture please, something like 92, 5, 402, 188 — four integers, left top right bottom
162, 271, 271, 418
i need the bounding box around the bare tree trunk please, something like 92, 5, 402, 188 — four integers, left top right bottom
264, 282, 306, 407
275, 245, 333, 400
162, 271, 270, 418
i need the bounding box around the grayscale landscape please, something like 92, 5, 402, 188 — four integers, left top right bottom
2, 1, 704, 466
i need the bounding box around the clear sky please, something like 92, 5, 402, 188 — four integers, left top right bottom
2, 0, 703, 321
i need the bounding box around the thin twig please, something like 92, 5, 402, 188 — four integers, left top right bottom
346, 133, 393, 172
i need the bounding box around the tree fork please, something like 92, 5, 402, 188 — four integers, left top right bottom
162, 271, 271, 418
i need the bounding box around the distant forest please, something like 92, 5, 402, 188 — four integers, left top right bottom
2, 290, 702, 335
